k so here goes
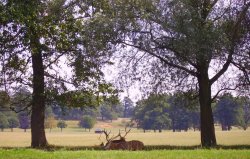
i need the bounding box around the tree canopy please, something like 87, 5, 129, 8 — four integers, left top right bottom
103, 0, 250, 147
0, 0, 118, 148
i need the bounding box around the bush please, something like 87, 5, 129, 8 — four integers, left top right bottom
57, 120, 67, 132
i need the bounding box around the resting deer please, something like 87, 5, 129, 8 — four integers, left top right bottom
101, 128, 144, 150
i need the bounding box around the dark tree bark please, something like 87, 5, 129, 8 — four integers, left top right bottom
198, 69, 216, 147
30, 31, 47, 148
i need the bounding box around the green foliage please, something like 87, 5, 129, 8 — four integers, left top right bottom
134, 94, 171, 131
78, 116, 96, 131
100, 98, 123, 121
168, 93, 200, 131
133, 93, 200, 132
0, 91, 10, 110
0, 112, 9, 131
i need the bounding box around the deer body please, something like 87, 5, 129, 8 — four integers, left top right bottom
126, 140, 144, 150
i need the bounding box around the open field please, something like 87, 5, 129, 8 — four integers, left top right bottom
0, 119, 250, 147
0, 149, 250, 159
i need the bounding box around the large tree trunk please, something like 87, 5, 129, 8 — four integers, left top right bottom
30, 32, 47, 148
198, 71, 217, 147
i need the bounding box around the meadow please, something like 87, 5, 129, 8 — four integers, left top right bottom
0, 119, 250, 147
1, 119, 250, 159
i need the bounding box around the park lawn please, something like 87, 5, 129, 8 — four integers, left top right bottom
0, 149, 250, 159
1, 129, 250, 147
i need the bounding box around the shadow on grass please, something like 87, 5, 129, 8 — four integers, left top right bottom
1, 145, 250, 151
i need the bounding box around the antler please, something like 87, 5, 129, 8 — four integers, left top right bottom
103, 129, 120, 142
123, 127, 131, 138
103, 129, 111, 142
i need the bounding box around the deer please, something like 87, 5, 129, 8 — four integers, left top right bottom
100, 128, 144, 150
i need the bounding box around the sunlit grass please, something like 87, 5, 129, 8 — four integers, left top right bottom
0, 149, 250, 159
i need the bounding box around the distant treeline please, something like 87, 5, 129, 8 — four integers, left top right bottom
0, 88, 249, 132
132, 93, 250, 132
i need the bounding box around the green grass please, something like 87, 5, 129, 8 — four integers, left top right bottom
0, 149, 250, 159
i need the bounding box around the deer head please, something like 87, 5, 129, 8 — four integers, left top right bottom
101, 128, 136, 150
118, 127, 131, 141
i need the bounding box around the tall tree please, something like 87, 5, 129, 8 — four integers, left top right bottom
1, 0, 116, 148
107, 0, 250, 147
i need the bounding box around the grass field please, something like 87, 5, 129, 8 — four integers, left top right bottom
0, 149, 250, 159
0, 119, 250, 147
1, 119, 250, 159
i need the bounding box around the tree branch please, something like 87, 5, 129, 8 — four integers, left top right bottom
211, 85, 240, 102
210, 2, 250, 85
121, 41, 198, 77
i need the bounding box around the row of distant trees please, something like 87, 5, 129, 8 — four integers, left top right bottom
0, 112, 30, 132
0, 111, 98, 132
132, 93, 250, 132
0, 111, 68, 132
0, 87, 134, 132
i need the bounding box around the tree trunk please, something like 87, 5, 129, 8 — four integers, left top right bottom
30, 32, 47, 148
172, 120, 176, 132
198, 72, 217, 147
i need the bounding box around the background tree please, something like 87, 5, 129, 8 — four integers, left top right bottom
18, 113, 30, 132
236, 96, 250, 130
100, 100, 122, 122
133, 94, 171, 132
8, 116, 19, 132
44, 116, 57, 132
78, 116, 96, 132
123, 97, 134, 118
168, 93, 200, 132
214, 94, 238, 131
0, 112, 9, 131
57, 120, 67, 132
107, 0, 250, 147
